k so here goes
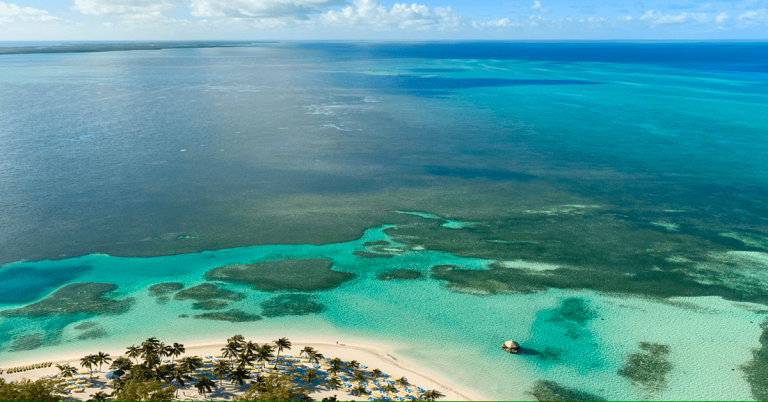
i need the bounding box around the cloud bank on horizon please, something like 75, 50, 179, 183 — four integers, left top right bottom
0, 0, 766, 40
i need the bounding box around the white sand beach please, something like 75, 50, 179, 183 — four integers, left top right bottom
0, 335, 491, 401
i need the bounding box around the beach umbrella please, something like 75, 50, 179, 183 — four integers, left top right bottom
105, 369, 125, 379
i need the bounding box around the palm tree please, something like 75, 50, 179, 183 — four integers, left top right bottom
221, 343, 240, 359
195, 377, 215, 398
273, 337, 292, 368
56, 363, 78, 378
328, 358, 343, 376
256, 344, 275, 369
227, 334, 246, 348
352, 370, 367, 385
308, 351, 324, 364
384, 384, 397, 397
371, 368, 383, 379
244, 341, 260, 357
421, 389, 445, 401
168, 367, 190, 398
325, 376, 342, 390
352, 384, 368, 397
89, 391, 110, 401
94, 352, 112, 372
180, 356, 203, 374
212, 360, 231, 386
160, 343, 175, 361
80, 355, 98, 379
347, 360, 360, 371
229, 366, 250, 387
235, 352, 255, 369
126, 345, 141, 364
300, 346, 315, 357
303, 370, 320, 385
396, 377, 409, 387
169, 342, 185, 363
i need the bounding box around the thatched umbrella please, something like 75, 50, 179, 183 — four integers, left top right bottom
501, 340, 520, 353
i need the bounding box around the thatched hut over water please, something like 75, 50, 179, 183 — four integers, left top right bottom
501, 340, 520, 353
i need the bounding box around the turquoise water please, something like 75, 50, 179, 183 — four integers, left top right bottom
1, 42, 768, 400
1, 224, 765, 400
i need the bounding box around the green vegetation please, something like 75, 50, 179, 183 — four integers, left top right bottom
377, 269, 423, 280
618, 342, 673, 393
174, 283, 243, 301
206, 258, 355, 291
259, 294, 325, 318
193, 309, 262, 322
148, 282, 184, 296
528, 380, 605, 401
353, 251, 394, 258
741, 320, 768, 400
0, 282, 134, 317
0, 378, 66, 401
111, 379, 176, 401
236, 374, 310, 401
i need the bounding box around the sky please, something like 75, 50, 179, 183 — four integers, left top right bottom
0, 0, 766, 40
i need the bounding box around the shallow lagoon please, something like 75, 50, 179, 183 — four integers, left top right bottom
0, 223, 765, 400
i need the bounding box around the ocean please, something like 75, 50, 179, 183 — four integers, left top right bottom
1, 41, 767, 400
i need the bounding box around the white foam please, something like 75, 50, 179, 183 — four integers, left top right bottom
497, 259, 561, 271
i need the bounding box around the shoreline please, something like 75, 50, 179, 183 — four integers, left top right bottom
0, 334, 492, 401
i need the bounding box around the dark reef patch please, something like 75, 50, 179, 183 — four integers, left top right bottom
741, 320, 768, 400
429, 260, 768, 303
76, 327, 108, 340
0, 282, 134, 317
193, 309, 262, 323
388, 211, 768, 304
551, 298, 598, 324
547, 298, 598, 339
10, 333, 44, 352
148, 282, 184, 296
528, 380, 605, 401
192, 300, 229, 310
73, 321, 98, 330
0, 265, 92, 304
377, 269, 423, 280
259, 294, 325, 318
206, 258, 355, 291
174, 283, 243, 301
363, 240, 390, 246
353, 251, 394, 258
618, 342, 673, 393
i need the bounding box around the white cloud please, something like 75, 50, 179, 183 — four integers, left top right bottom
190, 0, 346, 21
471, 17, 518, 28
639, 10, 708, 25
530, 0, 549, 14
321, 0, 462, 29
738, 8, 767, 24
716, 12, 728, 22
0, 1, 60, 24
72, 0, 175, 16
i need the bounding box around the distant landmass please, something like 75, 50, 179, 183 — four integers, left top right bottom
0, 41, 273, 55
